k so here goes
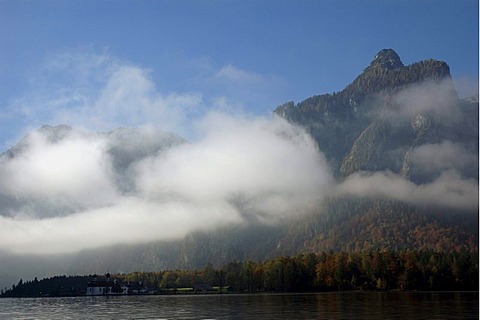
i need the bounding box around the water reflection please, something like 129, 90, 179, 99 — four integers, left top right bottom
0, 292, 477, 319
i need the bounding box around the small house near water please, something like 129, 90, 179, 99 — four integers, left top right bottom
86, 274, 127, 296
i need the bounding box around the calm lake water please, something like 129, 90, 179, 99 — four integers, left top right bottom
0, 292, 477, 319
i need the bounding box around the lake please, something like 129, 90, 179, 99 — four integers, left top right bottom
0, 292, 477, 319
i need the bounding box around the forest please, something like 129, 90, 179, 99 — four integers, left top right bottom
2, 249, 477, 297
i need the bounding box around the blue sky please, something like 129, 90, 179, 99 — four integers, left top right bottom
0, 0, 478, 147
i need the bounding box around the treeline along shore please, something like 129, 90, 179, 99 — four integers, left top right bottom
1, 249, 478, 297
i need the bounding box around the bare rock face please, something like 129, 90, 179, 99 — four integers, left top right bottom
369, 48, 405, 70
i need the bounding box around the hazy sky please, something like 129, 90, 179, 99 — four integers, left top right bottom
0, 0, 478, 148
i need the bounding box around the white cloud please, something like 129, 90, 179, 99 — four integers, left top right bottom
0, 48, 477, 257
0, 50, 316, 254
214, 64, 266, 84
55, 64, 202, 134
192, 62, 287, 114
409, 141, 478, 173
0, 113, 333, 254
0, 130, 117, 217
135, 113, 333, 223
379, 79, 462, 124
0, 197, 243, 254
337, 170, 478, 211
7, 51, 288, 142
8, 49, 203, 138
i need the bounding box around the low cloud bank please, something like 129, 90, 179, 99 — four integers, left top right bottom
382, 79, 461, 124
409, 141, 478, 175
342, 77, 478, 212
0, 114, 333, 254
337, 170, 478, 211
0, 49, 477, 256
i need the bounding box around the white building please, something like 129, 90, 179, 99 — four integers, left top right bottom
86, 276, 128, 296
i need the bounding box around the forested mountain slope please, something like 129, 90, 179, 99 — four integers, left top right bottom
67, 49, 479, 274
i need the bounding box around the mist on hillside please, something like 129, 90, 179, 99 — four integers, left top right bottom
0, 52, 477, 289
337, 79, 478, 210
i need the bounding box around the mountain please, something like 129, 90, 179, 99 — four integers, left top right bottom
0, 49, 477, 287
63, 49, 478, 275
274, 48, 476, 181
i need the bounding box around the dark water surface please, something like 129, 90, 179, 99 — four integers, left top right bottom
0, 292, 477, 319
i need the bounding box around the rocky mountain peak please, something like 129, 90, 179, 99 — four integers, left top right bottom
273, 49, 473, 180
368, 48, 404, 70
